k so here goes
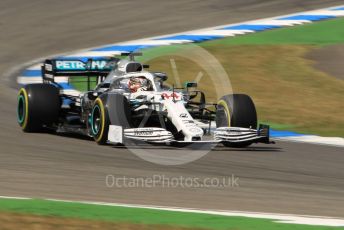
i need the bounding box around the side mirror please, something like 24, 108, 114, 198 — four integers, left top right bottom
153, 72, 168, 81
87, 91, 99, 100
184, 82, 197, 88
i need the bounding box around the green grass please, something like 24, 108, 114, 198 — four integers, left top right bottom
200, 17, 344, 46
69, 76, 98, 92
138, 17, 344, 62
0, 198, 340, 230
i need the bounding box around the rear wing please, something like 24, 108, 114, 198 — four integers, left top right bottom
42, 58, 119, 88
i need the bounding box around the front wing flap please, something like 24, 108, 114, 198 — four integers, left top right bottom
214, 124, 271, 144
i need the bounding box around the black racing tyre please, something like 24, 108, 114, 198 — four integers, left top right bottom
17, 84, 61, 132
216, 94, 257, 129
216, 94, 257, 147
90, 93, 131, 145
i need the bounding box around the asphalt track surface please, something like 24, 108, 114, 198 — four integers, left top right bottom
1, 0, 344, 218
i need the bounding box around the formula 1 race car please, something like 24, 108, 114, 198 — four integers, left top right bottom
17, 53, 272, 147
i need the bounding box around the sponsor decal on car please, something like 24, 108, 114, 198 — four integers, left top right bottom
161, 92, 180, 100
132, 128, 155, 136
55, 60, 109, 71
179, 113, 188, 118
134, 130, 154, 136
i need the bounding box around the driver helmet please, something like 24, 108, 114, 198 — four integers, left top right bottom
128, 76, 150, 93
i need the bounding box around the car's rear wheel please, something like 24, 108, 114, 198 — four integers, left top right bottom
90, 93, 131, 145
17, 84, 60, 132
216, 94, 257, 147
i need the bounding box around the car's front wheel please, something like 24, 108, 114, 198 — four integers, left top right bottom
216, 94, 257, 147
90, 93, 131, 145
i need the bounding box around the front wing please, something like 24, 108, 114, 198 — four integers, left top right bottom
107, 124, 272, 146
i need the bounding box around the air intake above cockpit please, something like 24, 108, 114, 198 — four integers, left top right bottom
126, 62, 143, 73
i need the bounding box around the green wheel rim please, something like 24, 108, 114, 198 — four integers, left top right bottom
91, 105, 101, 135
17, 94, 26, 124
